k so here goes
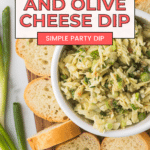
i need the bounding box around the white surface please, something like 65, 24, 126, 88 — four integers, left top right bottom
0, 0, 36, 149
51, 10, 150, 137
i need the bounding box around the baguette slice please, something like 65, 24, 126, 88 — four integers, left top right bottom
16, 39, 55, 76
28, 120, 81, 150
101, 132, 150, 150
56, 132, 101, 150
135, 0, 150, 14
24, 77, 69, 122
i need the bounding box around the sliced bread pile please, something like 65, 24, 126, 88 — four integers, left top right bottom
24, 77, 68, 122
28, 120, 82, 150
16, 39, 55, 76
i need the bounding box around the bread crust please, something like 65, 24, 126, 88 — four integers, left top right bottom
139, 132, 150, 150
27, 120, 81, 150
101, 132, 150, 150
135, 0, 145, 4
25, 61, 50, 77
16, 39, 53, 76
56, 132, 101, 150
15, 39, 26, 58
24, 77, 69, 122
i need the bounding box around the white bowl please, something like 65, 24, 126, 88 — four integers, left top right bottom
51, 9, 150, 137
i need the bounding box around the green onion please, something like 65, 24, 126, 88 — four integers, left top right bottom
88, 68, 92, 73
0, 6, 10, 126
116, 74, 122, 82
83, 77, 90, 85
100, 111, 107, 116
0, 134, 10, 149
130, 104, 139, 110
61, 74, 67, 80
13, 103, 27, 150
146, 50, 150, 58
118, 82, 122, 90
2, 6, 10, 75
90, 86, 95, 88
121, 120, 126, 128
102, 64, 107, 68
112, 40, 117, 51
90, 50, 99, 59
114, 105, 123, 113
140, 72, 150, 82
79, 48, 86, 52
70, 90, 75, 97
104, 82, 109, 89
128, 73, 135, 78
135, 93, 140, 101
105, 101, 111, 109
138, 112, 146, 121
106, 123, 113, 130
0, 123, 17, 150
112, 100, 118, 107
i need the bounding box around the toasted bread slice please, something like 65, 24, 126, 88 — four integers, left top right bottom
16, 39, 55, 76
101, 132, 150, 150
56, 132, 101, 150
135, 0, 150, 14
24, 77, 69, 122
28, 120, 81, 150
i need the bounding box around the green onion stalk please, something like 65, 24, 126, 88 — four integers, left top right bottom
0, 6, 10, 127
0, 123, 17, 150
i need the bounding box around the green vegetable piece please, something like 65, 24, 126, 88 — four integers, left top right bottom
90, 86, 95, 88
13, 103, 27, 150
90, 50, 99, 59
113, 92, 119, 98
121, 120, 126, 128
100, 111, 107, 116
102, 64, 107, 68
118, 81, 122, 90
114, 105, 123, 113
128, 73, 135, 78
61, 74, 67, 80
88, 68, 92, 73
144, 66, 149, 72
138, 112, 146, 121
146, 50, 150, 58
0, 6, 11, 126
105, 101, 111, 109
140, 72, 150, 82
104, 82, 109, 89
112, 40, 117, 51
116, 74, 122, 82
135, 93, 140, 101
2, 6, 10, 75
84, 77, 89, 85
79, 48, 86, 52
70, 90, 75, 97
112, 100, 117, 107
130, 104, 139, 110
0, 134, 10, 149
0, 123, 17, 150
106, 123, 113, 130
